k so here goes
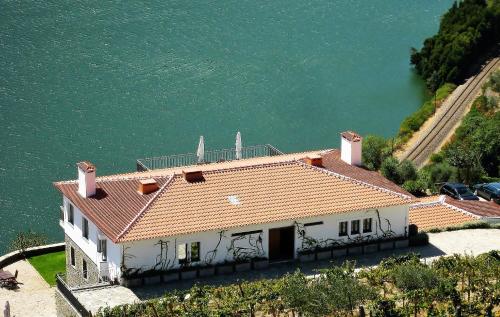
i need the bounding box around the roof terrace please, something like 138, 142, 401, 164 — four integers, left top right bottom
136, 144, 283, 171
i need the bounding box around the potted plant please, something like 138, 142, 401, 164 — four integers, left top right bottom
198, 264, 216, 277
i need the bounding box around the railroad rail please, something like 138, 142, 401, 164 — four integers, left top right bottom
401, 57, 500, 168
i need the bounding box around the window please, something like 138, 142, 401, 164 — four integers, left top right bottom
70, 247, 75, 267
363, 218, 372, 233
191, 242, 200, 262
68, 204, 74, 225
82, 259, 88, 279
82, 217, 89, 239
178, 243, 187, 264
339, 221, 348, 236
97, 239, 107, 261
351, 220, 360, 235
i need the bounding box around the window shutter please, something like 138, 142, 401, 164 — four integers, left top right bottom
178, 243, 187, 260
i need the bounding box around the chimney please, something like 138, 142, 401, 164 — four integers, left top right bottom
77, 161, 96, 198
305, 154, 323, 167
340, 131, 362, 166
138, 179, 159, 195
182, 168, 205, 183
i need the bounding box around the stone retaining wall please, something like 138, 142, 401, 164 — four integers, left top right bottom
0, 242, 65, 269
65, 235, 100, 288
55, 288, 81, 317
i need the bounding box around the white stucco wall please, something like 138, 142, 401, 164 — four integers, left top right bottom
62, 196, 121, 280
122, 204, 409, 272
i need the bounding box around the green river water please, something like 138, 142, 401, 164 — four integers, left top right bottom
0, 0, 453, 253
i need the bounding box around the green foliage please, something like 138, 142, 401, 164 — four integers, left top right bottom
27, 251, 66, 286
380, 157, 401, 184
397, 83, 455, 142
425, 220, 494, 233
96, 252, 500, 317
362, 135, 390, 171
485, 69, 500, 93
8, 230, 48, 255
411, 0, 500, 88
399, 160, 418, 182
424, 102, 500, 184
380, 157, 419, 186
402, 179, 427, 196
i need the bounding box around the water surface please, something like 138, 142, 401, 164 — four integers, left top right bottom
0, 0, 453, 252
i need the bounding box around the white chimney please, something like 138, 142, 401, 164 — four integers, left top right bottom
340, 131, 362, 166
77, 161, 96, 198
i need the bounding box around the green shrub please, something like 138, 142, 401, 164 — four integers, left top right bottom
380, 157, 401, 184
362, 135, 390, 171
397, 84, 456, 142
8, 230, 48, 256
402, 179, 427, 196
399, 160, 417, 182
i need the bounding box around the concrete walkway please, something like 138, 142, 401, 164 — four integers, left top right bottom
0, 260, 56, 317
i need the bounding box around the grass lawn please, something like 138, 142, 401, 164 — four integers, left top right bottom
28, 251, 66, 286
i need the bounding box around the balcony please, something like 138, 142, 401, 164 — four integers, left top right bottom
136, 144, 283, 171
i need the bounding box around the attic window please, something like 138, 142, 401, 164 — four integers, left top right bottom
228, 195, 241, 205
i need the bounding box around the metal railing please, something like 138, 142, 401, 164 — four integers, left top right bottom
136, 144, 284, 171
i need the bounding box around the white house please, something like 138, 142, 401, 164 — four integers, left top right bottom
54, 131, 414, 287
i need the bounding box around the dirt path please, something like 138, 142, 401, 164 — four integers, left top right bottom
0, 260, 56, 317
397, 58, 500, 168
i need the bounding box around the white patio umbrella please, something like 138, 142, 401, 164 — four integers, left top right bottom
235, 131, 242, 160
197, 135, 205, 163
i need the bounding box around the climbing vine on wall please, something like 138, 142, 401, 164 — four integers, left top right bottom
153, 239, 174, 271
295, 209, 397, 253
227, 232, 264, 261
204, 230, 226, 265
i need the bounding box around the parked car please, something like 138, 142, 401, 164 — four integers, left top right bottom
474, 183, 500, 204
439, 183, 479, 200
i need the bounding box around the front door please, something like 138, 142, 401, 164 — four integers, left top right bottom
268, 226, 295, 261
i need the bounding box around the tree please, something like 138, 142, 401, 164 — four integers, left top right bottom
8, 230, 48, 257
280, 270, 310, 317
398, 160, 417, 183
380, 157, 401, 184
391, 263, 440, 317
362, 135, 389, 171
319, 262, 376, 316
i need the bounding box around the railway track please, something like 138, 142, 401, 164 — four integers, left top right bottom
401, 57, 500, 168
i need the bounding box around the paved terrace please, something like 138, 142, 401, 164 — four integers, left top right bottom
72, 229, 500, 309
0, 260, 56, 317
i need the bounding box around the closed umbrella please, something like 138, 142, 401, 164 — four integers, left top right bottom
197, 136, 205, 163
235, 131, 242, 160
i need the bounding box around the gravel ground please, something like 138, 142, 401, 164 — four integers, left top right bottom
0, 260, 56, 317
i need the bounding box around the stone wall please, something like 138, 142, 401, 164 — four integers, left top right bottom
65, 234, 99, 288
55, 289, 80, 317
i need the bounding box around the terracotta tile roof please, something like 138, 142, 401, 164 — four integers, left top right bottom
445, 197, 500, 217
55, 149, 414, 243
54, 176, 172, 242
120, 161, 411, 242
409, 201, 478, 230
320, 150, 414, 197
